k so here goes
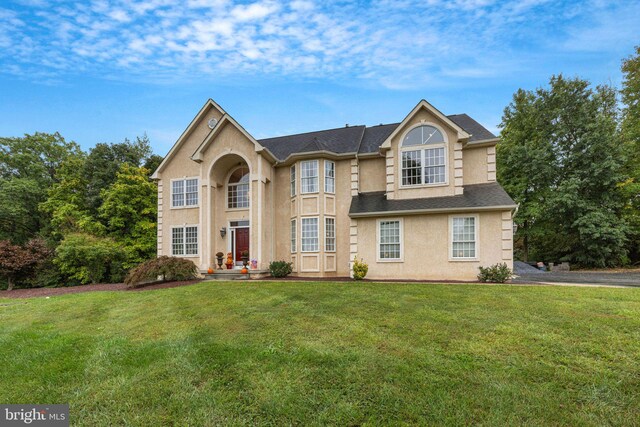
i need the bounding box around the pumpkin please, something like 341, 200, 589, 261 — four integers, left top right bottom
241, 268, 248, 274
207, 267, 214, 274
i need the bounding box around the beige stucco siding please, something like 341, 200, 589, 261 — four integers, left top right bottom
463, 146, 489, 185
355, 211, 509, 281
358, 157, 386, 193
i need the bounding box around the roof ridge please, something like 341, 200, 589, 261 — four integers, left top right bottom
258, 124, 365, 141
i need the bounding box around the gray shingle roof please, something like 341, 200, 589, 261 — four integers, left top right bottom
257, 114, 496, 161
349, 183, 516, 217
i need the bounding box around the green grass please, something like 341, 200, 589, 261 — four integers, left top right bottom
1, 282, 639, 426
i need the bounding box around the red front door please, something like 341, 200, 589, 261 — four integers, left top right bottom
235, 228, 249, 262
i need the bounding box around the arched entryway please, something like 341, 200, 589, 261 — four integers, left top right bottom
208, 154, 252, 269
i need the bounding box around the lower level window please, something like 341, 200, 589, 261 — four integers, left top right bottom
452, 216, 476, 258
378, 219, 401, 260
172, 226, 198, 256
301, 217, 319, 252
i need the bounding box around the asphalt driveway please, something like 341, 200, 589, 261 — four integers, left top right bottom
513, 269, 640, 287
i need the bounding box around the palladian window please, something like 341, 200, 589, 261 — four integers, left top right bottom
227, 166, 250, 209
401, 125, 446, 186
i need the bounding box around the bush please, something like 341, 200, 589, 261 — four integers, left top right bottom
477, 263, 513, 283
125, 256, 199, 288
352, 256, 368, 280
0, 238, 53, 290
55, 233, 127, 285
269, 260, 293, 278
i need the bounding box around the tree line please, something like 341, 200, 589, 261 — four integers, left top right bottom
0, 133, 162, 289
498, 46, 640, 267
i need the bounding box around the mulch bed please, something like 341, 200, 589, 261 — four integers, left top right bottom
0, 279, 204, 299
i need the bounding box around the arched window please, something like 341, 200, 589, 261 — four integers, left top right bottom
227, 166, 250, 209
401, 125, 446, 186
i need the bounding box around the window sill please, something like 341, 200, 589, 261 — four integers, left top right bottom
449, 258, 479, 262
170, 205, 200, 210
226, 207, 250, 212
398, 182, 448, 189
376, 258, 403, 263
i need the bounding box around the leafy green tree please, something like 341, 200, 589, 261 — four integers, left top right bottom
84, 134, 153, 215
498, 89, 556, 261
620, 46, 640, 262
39, 154, 103, 241
0, 133, 80, 243
99, 164, 157, 267
143, 154, 163, 177
499, 75, 628, 267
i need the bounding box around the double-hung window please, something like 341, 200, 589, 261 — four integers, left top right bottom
172, 226, 198, 256
378, 219, 402, 261
291, 219, 297, 253
325, 217, 335, 252
301, 217, 319, 252
401, 125, 446, 186
324, 160, 335, 193
290, 165, 296, 197
301, 160, 318, 194
451, 216, 477, 259
172, 178, 198, 207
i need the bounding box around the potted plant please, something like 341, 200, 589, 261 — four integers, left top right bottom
215, 252, 224, 270
250, 258, 258, 269
241, 250, 249, 268
225, 252, 234, 269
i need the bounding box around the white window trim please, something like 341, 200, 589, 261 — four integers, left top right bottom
324, 216, 336, 252
300, 160, 319, 194
376, 218, 403, 262
171, 224, 199, 257
290, 164, 296, 197
398, 122, 449, 189
300, 216, 319, 253
324, 160, 335, 194
290, 219, 297, 253
449, 214, 479, 261
226, 166, 250, 211
170, 177, 200, 209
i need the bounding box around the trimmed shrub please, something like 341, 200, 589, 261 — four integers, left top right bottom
269, 260, 293, 278
125, 256, 199, 288
478, 263, 513, 283
352, 256, 368, 280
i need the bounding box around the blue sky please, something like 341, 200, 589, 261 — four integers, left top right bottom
0, 0, 638, 155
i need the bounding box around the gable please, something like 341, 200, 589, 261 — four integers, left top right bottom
151, 99, 226, 179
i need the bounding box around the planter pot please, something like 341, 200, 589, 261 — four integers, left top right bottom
216, 257, 224, 270
226, 264, 233, 270
241, 256, 249, 268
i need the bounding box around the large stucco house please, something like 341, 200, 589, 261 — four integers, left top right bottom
152, 99, 516, 280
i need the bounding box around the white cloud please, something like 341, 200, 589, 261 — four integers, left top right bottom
1, 0, 637, 88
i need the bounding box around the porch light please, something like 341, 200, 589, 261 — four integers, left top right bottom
220, 227, 227, 238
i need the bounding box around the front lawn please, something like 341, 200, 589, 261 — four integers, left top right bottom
1, 282, 639, 425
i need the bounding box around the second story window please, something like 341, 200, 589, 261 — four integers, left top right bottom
324, 160, 335, 193
290, 165, 296, 197
401, 125, 446, 186
227, 166, 250, 209
172, 178, 198, 207
301, 160, 318, 194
